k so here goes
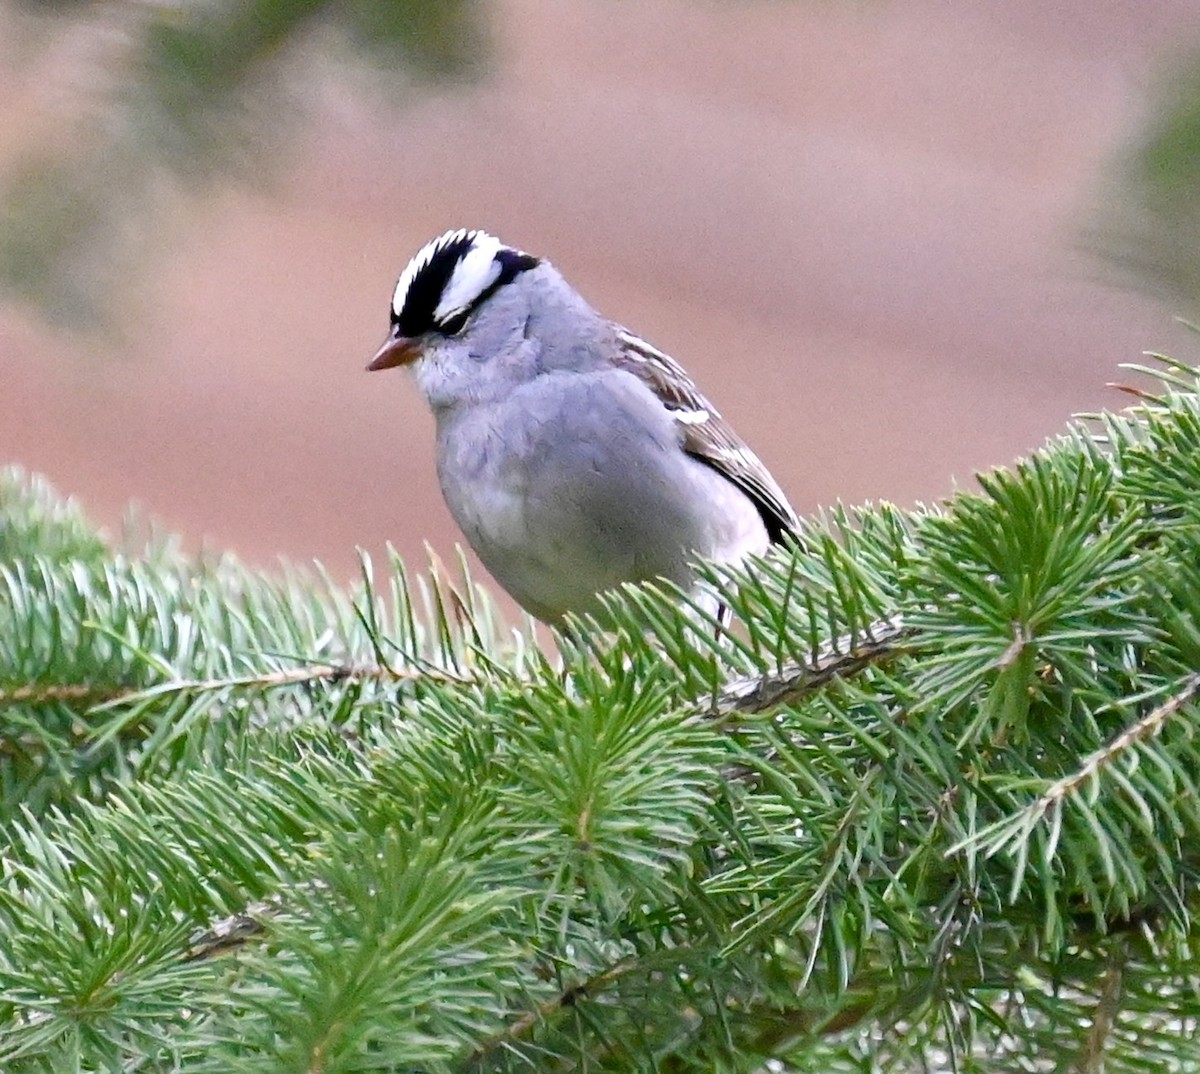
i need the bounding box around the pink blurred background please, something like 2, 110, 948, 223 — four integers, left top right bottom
2, 0, 1198, 588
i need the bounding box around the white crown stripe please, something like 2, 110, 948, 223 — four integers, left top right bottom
434, 234, 505, 323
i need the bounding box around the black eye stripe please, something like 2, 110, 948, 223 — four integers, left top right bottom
439, 309, 470, 336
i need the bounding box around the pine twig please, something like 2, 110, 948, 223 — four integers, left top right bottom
1025, 671, 1200, 824
709, 615, 913, 717
952, 671, 1200, 861
184, 901, 276, 961
91, 661, 424, 706
0, 682, 122, 707
1074, 941, 1128, 1074
0, 660, 453, 714
0, 661, 451, 757
460, 957, 640, 1072
4, 610, 910, 721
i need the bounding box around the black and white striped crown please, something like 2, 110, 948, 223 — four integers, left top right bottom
391, 229, 540, 338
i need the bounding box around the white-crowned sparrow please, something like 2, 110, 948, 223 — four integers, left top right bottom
368, 228, 799, 624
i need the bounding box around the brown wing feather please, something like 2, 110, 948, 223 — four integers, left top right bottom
614, 330, 800, 545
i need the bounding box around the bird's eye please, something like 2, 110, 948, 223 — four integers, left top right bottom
438, 309, 470, 336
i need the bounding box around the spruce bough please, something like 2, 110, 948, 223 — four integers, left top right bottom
3, 359, 1200, 1071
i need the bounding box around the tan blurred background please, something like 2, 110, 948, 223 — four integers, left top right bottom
2, 0, 1199, 585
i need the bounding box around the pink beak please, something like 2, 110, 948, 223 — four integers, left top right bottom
367, 331, 422, 371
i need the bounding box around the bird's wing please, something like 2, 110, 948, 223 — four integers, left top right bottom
614, 329, 800, 545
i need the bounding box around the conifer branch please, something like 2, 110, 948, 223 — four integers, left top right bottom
10, 360, 1200, 1069
2, 614, 910, 724
0, 682, 121, 707
1044, 672, 1200, 808
0, 660, 465, 757
461, 956, 640, 1072
709, 614, 913, 717
94, 659, 431, 705
1074, 942, 1128, 1074
0, 659, 478, 717
1003, 671, 1200, 845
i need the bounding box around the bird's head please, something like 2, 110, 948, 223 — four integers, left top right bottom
370, 230, 549, 401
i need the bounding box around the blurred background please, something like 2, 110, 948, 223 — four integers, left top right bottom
2, 0, 1200, 585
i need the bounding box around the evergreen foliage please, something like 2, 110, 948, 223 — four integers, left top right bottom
5, 360, 1200, 1070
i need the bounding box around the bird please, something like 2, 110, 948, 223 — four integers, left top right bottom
367, 228, 800, 626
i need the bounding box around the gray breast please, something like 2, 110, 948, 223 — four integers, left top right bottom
434, 368, 767, 621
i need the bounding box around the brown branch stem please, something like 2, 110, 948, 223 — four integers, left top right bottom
460, 957, 640, 1071
709, 615, 913, 717
1029, 671, 1200, 821
0, 660, 451, 713
1074, 941, 1128, 1074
